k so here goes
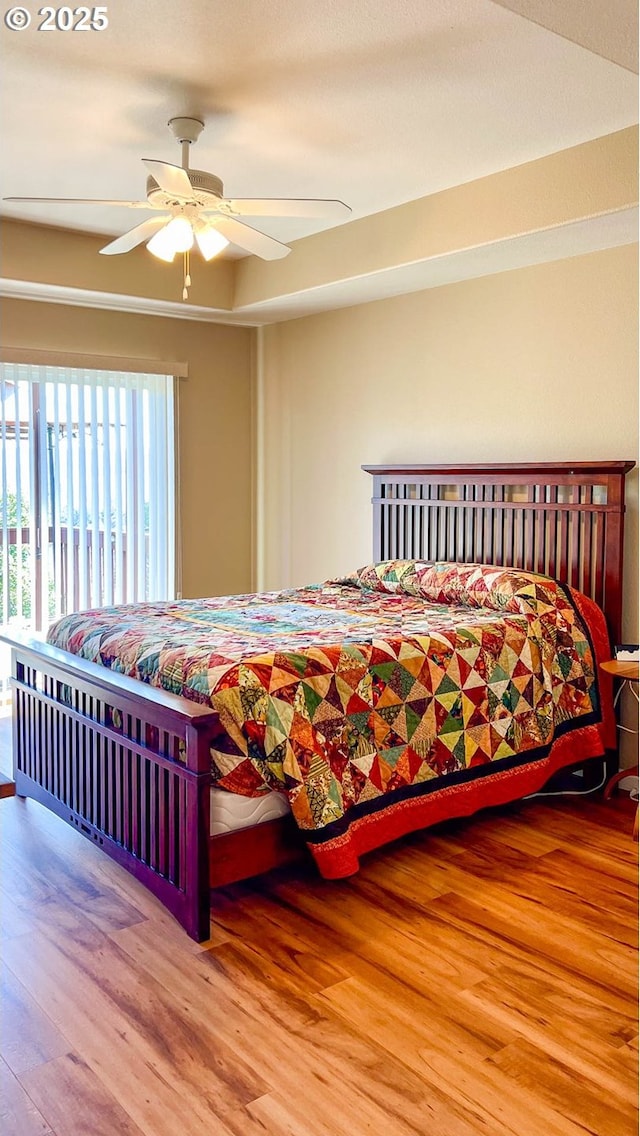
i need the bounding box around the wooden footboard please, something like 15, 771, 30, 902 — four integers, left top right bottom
6, 634, 216, 941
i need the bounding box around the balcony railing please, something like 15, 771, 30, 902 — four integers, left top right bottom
1, 525, 149, 626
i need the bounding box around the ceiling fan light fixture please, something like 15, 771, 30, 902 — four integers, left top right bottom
147, 216, 194, 261
195, 223, 229, 261
145, 233, 175, 262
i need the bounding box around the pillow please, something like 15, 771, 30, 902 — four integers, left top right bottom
411, 562, 562, 619
341, 560, 565, 621
339, 559, 428, 595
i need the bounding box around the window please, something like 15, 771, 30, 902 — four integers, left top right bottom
0, 363, 176, 649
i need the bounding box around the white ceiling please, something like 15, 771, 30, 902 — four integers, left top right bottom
0, 0, 637, 255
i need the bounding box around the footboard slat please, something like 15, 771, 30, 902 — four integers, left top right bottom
7, 635, 216, 941
168, 767, 176, 885
140, 750, 148, 867
119, 745, 127, 847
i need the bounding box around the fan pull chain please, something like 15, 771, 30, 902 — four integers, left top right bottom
183, 249, 192, 301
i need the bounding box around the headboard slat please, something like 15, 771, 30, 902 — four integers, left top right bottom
363, 461, 634, 646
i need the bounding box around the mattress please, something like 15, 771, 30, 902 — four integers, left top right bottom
209, 786, 290, 836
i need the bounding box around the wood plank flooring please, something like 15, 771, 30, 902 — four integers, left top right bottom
0, 713, 15, 796
0, 773, 16, 798
0, 732, 637, 1135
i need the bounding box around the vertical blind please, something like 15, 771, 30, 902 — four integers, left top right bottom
0, 362, 176, 636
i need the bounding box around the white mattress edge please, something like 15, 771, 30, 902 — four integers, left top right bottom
209, 786, 291, 836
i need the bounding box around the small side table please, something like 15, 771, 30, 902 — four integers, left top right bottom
600, 659, 639, 838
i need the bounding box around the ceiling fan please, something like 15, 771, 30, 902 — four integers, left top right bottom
4, 116, 352, 299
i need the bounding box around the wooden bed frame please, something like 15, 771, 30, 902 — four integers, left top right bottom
5, 460, 634, 940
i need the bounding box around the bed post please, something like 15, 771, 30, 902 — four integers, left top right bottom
602, 465, 628, 649
370, 471, 383, 562
183, 719, 214, 941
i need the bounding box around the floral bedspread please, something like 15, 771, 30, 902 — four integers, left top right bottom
47, 561, 606, 870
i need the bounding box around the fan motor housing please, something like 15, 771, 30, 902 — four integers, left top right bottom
146, 169, 224, 206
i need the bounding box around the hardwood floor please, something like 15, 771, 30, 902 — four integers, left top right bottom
0, 774, 16, 799
0, 712, 15, 795
0, 725, 637, 1135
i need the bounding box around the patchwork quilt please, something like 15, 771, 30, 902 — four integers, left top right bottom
47, 561, 611, 876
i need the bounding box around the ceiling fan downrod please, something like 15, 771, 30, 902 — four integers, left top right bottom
167, 116, 205, 171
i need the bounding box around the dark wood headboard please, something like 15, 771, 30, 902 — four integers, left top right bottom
362, 461, 635, 646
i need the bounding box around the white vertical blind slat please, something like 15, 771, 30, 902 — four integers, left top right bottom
36, 381, 50, 628
165, 380, 176, 600
148, 384, 160, 599
147, 378, 156, 599
125, 386, 136, 602
76, 379, 89, 609
89, 383, 101, 606
113, 384, 125, 605
25, 383, 37, 631
148, 377, 168, 600
101, 382, 113, 605
64, 381, 76, 613
50, 381, 63, 621
136, 387, 146, 601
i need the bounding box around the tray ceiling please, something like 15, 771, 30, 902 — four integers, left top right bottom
0, 0, 637, 251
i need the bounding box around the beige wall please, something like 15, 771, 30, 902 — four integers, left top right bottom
259, 244, 639, 643
2, 299, 255, 599
2, 219, 234, 312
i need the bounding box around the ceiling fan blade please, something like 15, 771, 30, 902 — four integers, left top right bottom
213, 216, 291, 260
142, 159, 193, 199
3, 196, 151, 207
99, 216, 170, 256
221, 198, 352, 220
